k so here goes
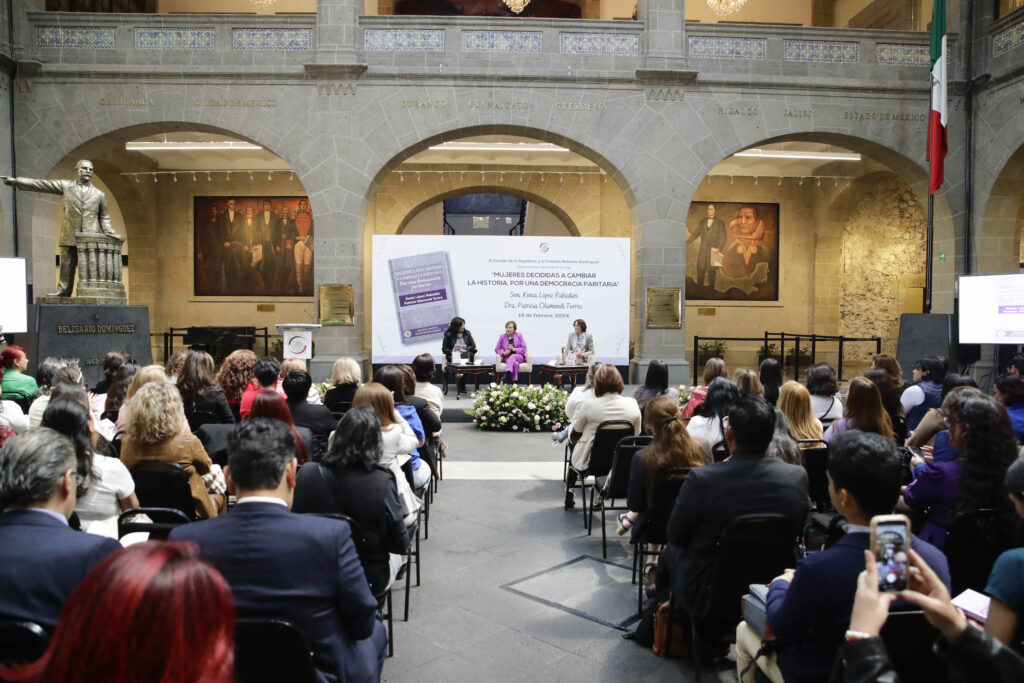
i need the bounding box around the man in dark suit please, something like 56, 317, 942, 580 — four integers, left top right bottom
686, 203, 727, 290
658, 396, 809, 615
0, 428, 121, 630
736, 430, 951, 683
219, 198, 245, 292
282, 369, 338, 461
256, 199, 282, 291
170, 419, 385, 683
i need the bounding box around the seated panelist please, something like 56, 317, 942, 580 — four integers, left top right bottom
495, 321, 527, 383
563, 318, 595, 365
441, 316, 476, 364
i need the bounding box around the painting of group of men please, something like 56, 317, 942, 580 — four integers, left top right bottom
194, 196, 314, 297
685, 201, 779, 301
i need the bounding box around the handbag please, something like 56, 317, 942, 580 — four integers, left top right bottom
652, 601, 687, 658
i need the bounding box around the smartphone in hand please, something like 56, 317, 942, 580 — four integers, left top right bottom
870, 514, 911, 592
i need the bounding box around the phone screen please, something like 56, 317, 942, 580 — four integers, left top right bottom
873, 521, 909, 592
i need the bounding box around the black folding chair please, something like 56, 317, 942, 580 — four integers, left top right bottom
596, 435, 651, 558
0, 620, 49, 665
796, 439, 830, 511
633, 466, 691, 613
118, 507, 192, 540
234, 618, 317, 683
945, 507, 1018, 595
569, 420, 636, 534
129, 460, 197, 521
688, 514, 801, 682
195, 423, 236, 467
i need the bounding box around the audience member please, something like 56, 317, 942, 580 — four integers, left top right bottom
399, 365, 441, 472
293, 405, 410, 593
26, 357, 65, 429
552, 360, 602, 444
178, 350, 234, 431
412, 353, 443, 420
116, 364, 176, 435
0, 541, 234, 683
373, 365, 433, 492
215, 348, 257, 421
824, 376, 894, 442
0, 384, 29, 434
632, 360, 679, 415
163, 347, 189, 384
870, 353, 904, 390
806, 362, 844, 424
682, 357, 728, 418
324, 356, 362, 414
43, 396, 138, 538
735, 368, 763, 398
120, 381, 221, 518
566, 365, 641, 510
0, 345, 38, 405
657, 396, 808, 616
759, 357, 783, 406
995, 372, 1024, 441
239, 356, 280, 420
906, 384, 980, 476
903, 392, 1018, 549
621, 396, 709, 593
685, 376, 739, 451
279, 358, 321, 404
901, 356, 946, 436
864, 367, 904, 441
985, 455, 1024, 647
840, 548, 1024, 683
247, 390, 310, 464
282, 370, 337, 460
1011, 352, 1024, 377
170, 419, 387, 682
92, 350, 130, 395
777, 380, 824, 446
100, 361, 137, 422
767, 409, 801, 465
0, 429, 121, 630
736, 429, 949, 683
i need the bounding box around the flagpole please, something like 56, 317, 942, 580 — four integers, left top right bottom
925, 193, 933, 314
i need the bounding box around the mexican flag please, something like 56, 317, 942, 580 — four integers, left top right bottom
927, 0, 947, 195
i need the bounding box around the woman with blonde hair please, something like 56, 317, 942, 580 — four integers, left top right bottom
324, 356, 362, 413
120, 381, 221, 518
621, 395, 710, 593
115, 364, 178, 435
215, 349, 257, 422
777, 380, 824, 446
682, 357, 728, 419
824, 376, 894, 442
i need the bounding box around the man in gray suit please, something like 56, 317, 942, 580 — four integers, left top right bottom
3, 160, 124, 296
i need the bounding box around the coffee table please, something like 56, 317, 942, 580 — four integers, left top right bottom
443, 363, 495, 399
538, 363, 589, 390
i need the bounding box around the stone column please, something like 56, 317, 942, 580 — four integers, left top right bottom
315, 0, 361, 65
641, 0, 687, 72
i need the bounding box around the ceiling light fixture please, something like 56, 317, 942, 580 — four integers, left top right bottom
734, 148, 861, 162
706, 0, 748, 18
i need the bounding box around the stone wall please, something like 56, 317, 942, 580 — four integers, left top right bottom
838, 174, 926, 358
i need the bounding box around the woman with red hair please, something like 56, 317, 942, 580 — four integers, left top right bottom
0, 541, 235, 683
246, 390, 310, 464
0, 345, 38, 404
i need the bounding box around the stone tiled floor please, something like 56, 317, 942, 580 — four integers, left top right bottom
381, 414, 738, 682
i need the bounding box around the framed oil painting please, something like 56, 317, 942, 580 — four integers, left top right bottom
685, 201, 779, 301
194, 196, 314, 297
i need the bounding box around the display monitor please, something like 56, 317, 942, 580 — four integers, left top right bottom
958, 273, 1024, 344
0, 258, 28, 334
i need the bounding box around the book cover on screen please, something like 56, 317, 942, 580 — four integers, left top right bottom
388, 251, 456, 344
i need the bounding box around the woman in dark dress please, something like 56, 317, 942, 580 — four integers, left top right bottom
293, 405, 410, 594
323, 356, 362, 414
178, 351, 234, 431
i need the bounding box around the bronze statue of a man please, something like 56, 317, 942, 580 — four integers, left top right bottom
3, 160, 124, 296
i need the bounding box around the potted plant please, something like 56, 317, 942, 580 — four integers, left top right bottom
785, 345, 811, 369
697, 339, 727, 365
757, 342, 781, 364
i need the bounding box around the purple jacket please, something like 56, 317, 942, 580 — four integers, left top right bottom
495, 332, 526, 357
903, 459, 962, 549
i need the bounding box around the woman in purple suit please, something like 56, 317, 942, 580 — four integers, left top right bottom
495, 320, 527, 384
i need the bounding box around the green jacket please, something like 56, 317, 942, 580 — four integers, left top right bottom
1, 369, 38, 401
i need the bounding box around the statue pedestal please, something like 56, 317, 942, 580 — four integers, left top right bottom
73, 232, 126, 304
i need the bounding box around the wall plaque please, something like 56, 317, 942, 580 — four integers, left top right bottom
319, 284, 354, 326
646, 287, 681, 329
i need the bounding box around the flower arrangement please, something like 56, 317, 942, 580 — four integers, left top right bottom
467, 383, 568, 432
677, 384, 693, 406
315, 381, 333, 400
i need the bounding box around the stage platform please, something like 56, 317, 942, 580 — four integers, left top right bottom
439, 384, 643, 424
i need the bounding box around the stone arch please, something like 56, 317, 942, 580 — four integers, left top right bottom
976, 143, 1024, 276
393, 186, 579, 236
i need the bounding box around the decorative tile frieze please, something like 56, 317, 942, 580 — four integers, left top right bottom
364, 28, 444, 52
232, 28, 312, 51
994, 20, 1024, 57
875, 43, 929, 66
687, 36, 766, 60
135, 27, 215, 51
463, 30, 542, 53
784, 39, 859, 63
559, 32, 638, 56
36, 25, 116, 49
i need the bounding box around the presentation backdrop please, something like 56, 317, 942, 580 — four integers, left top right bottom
371, 235, 631, 365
